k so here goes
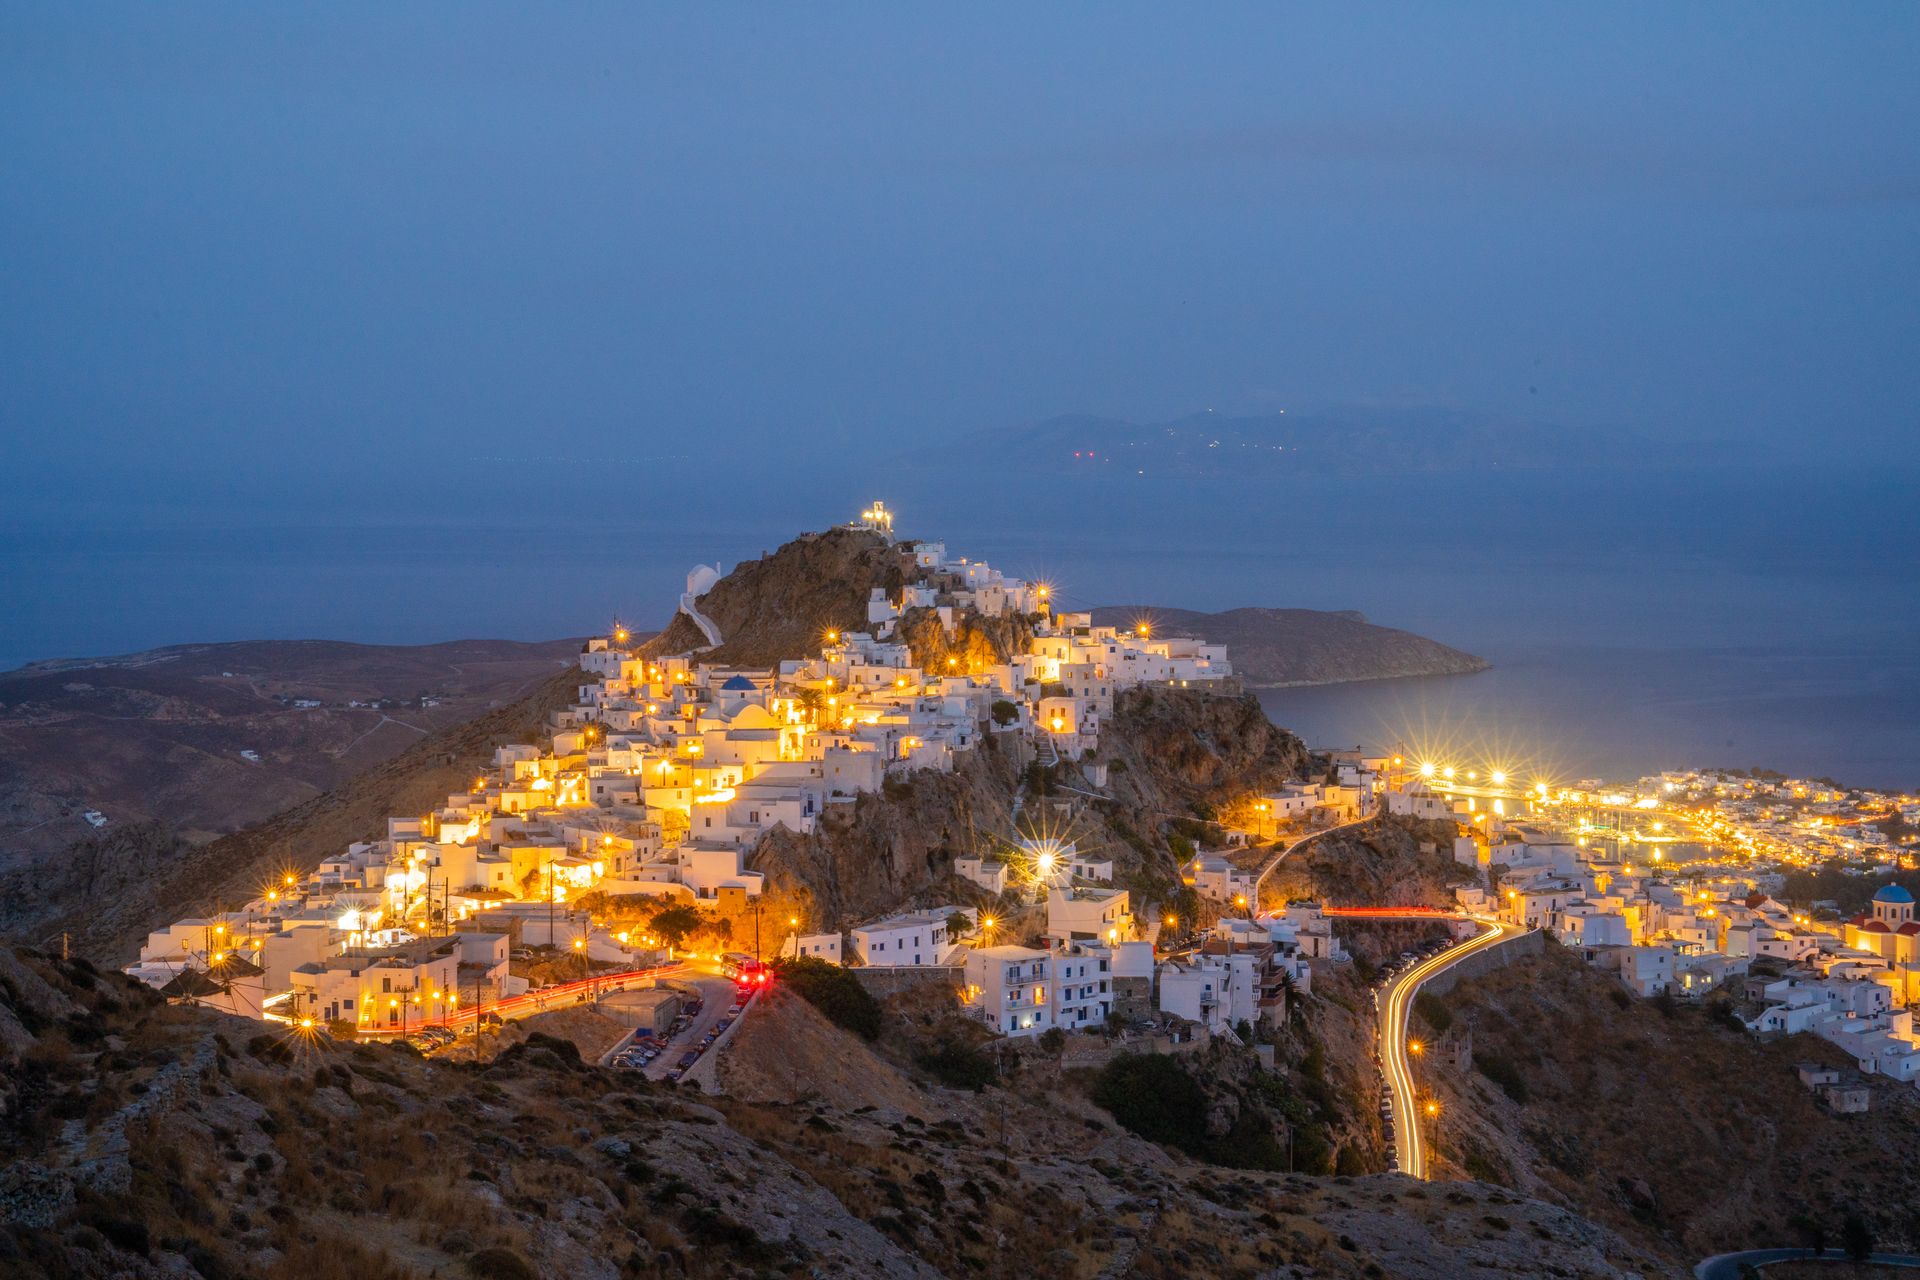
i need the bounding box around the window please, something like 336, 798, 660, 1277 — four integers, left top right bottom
382, 977, 391, 993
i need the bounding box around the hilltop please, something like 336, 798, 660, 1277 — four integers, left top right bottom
1090, 606, 1489, 688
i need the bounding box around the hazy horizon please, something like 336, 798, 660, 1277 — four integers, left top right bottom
3, 6, 1916, 783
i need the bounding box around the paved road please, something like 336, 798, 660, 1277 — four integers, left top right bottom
1378, 918, 1523, 1178
1696, 1249, 1920, 1279
641, 972, 742, 1081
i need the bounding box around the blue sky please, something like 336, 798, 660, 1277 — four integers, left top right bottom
1, 6, 1917, 669
3, 4, 1915, 490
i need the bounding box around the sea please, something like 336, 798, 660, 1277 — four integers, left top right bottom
1, 460, 1914, 791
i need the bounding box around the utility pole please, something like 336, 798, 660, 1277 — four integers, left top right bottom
61, 933, 69, 963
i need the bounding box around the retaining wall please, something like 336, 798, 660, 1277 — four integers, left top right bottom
1417, 928, 1545, 998
848, 965, 964, 997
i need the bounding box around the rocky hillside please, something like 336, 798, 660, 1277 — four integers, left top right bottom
751, 684, 1313, 931
0, 638, 582, 866
1265, 815, 1481, 910
644, 527, 916, 666
1418, 944, 1920, 1262
2, 668, 583, 964
1090, 606, 1488, 688
0, 941, 1675, 1279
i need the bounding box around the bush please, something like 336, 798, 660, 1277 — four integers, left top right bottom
774, 957, 883, 1040
916, 1040, 996, 1091
1412, 992, 1453, 1035
1476, 1051, 1529, 1103
990, 699, 1018, 726
466, 1248, 538, 1280
1090, 1054, 1208, 1154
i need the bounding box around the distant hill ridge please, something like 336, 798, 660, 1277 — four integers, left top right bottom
962, 404, 1692, 477
1090, 605, 1489, 687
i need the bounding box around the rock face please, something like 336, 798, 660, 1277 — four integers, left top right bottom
644, 527, 915, 667
1090, 605, 1489, 687
750, 683, 1312, 931
0, 943, 1673, 1280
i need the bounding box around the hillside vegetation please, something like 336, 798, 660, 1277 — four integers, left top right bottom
3, 668, 583, 964
0, 943, 1676, 1279
1421, 944, 1920, 1262
0, 638, 580, 865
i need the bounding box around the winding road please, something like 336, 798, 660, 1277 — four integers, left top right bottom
1694, 1249, 1920, 1279
1378, 917, 1524, 1178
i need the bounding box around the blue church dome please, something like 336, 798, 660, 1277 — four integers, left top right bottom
1873, 884, 1915, 904
720, 675, 757, 691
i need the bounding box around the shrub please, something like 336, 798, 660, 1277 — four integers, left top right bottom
466, 1248, 538, 1280
990, 700, 1018, 726
1476, 1051, 1529, 1103
1090, 1054, 1208, 1154
916, 1040, 996, 1091
1412, 992, 1453, 1034
774, 957, 883, 1040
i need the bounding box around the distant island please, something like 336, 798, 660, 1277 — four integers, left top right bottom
1091, 605, 1490, 688
964, 403, 1692, 478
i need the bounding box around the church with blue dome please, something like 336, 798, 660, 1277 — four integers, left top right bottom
1845, 882, 1920, 969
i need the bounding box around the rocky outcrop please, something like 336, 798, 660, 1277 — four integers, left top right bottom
644, 527, 916, 668
0, 940, 1672, 1279
748, 686, 1313, 931
1091, 605, 1489, 687
751, 737, 1027, 924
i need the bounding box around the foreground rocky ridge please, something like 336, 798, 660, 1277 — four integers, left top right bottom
0, 942, 1674, 1279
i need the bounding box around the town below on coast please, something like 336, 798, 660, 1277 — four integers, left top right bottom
6, 504, 1918, 1278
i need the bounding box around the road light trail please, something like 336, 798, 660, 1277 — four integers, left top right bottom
1378, 918, 1523, 1179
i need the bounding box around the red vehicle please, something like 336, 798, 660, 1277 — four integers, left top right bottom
733, 958, 770, 991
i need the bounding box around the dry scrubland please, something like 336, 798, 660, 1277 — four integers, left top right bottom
1415, 944, 1920, 1262
0, 942, 1679, 1279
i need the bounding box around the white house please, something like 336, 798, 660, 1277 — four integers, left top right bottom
851, 911, 952, 967
964, 945, 1053, 1036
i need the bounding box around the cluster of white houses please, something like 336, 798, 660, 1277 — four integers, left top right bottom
1444, 810, 1920, 1088
124, 508, 1264, 1039
959, 904, 1329, 1040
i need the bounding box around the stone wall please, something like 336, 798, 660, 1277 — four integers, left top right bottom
848, 965, 964, 998
1417, 928, 1545, 999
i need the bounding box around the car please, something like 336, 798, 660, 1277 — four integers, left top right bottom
678, 1052, 699, 1070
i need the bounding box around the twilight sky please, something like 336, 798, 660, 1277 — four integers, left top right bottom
2, 6, 1918, 676
3, 4, 1916, 492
